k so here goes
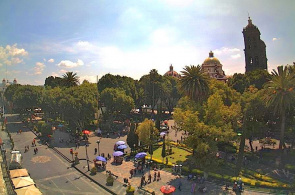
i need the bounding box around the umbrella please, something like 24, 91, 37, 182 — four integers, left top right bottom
82, 130, 90, 134
117, 145, 128, 150
113, 151, 124, 156
15, 185, 42, 195
160, 132, 166, 136
12, 176, 35, 189
95, 156, 107, 162
10, 169, 29, 178
160, 185, 176, 194
135, 152, 147, 159
57, 124, 63, 128
116, 141, 125, 145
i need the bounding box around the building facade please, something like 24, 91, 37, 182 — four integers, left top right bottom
201, 51, 227, 82
243, 17, 268, 72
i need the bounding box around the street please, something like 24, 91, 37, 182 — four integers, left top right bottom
7, 114, 110, 195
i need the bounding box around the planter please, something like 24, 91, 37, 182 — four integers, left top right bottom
106, 181, 113, 186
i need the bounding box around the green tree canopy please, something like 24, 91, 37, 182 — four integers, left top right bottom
100, 88, 134, 116
179, 65, 209, 103
136, 118, 158, 146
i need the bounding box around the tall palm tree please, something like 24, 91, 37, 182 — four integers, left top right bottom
62, 72, 80, 87
264, 66, 295, 151
179, 65, 209, 102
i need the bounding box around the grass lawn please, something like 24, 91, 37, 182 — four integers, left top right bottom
148, 146, 192, 164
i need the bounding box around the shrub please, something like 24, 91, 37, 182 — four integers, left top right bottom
90, 167, 97, 175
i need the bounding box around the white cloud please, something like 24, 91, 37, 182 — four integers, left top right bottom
12, 57, 23, 64
231, 54, 241, 59
0, 44, 28, 66
6, 44, 28, 56
57, 59, 84, 68
48, 58, 54, 63
34, 62, 45, 75
272, 37, 279, 41
77, 41, 92, 48
163, 0, 193, 7
213, 47, 240, 55
150, 28, 177, 46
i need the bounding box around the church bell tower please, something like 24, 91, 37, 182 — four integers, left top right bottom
243, 17, 267, 72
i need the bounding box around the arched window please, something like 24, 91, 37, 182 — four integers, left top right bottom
249, 57, 253, 65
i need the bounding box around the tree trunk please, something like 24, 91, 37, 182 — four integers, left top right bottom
278, 109, 286, 167
236, 132, 246, 176
279, 109, 286, 151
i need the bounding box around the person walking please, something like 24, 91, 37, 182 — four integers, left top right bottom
140, 176, 144, 188
191, 182, 196, 194
129, 169, 134, 179
148, 173, 152, 183
34, 148, 36, 155
94, 148, 97, 155
36, 148, 38, 154
178, 178, 182, 191
153, 171, 157, 182
157, 171, 161, 181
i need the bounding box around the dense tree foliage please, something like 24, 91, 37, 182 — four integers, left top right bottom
179, 65, 209, 103
100, 88, 134, 117
228, 69, 270, 93
44, 76, 64, 88
98, 74, 138, 103
62, 72, 80, 87
136, 119, 159, 146
264, 66, 295, 151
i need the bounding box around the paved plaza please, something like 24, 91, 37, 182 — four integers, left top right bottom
0, 114, 279, 194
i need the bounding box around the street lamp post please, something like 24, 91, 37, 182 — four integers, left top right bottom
96, 140, 100, 156
179, 164, 182, 175
85, 144, 90, 171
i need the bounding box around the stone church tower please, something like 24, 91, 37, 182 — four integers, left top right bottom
243, 17, 267, 72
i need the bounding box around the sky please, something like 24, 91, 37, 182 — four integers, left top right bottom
0, 0, 294, 85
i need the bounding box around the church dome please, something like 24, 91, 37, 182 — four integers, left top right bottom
164, 64, 181, 78
203, 51, 221, 65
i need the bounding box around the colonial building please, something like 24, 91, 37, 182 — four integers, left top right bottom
164, 64, 181, 78
243, 17, 268, 72
201, 51, 227, 82
0, 78, 17, 93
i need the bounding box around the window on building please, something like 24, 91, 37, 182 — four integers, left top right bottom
249, 57, 253, 65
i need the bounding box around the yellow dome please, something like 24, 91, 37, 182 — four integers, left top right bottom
203, 57, 220, 64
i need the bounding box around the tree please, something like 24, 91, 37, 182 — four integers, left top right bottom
163, 76, 181, 114
100, 88, 134, 117
264, 66, 295, 152
98, 74, 137, 103
179, 65, 209, 103
236, 87, 267, 175
161, 136, 166, 161
44, 76, 64, 88
12, 85, 43, 114
127, 123, 139, 151
228, 69, 270, 93
136, 119, 158, 146
62, 72, 80, 87
138, 69, 170, 113
58, 82, 98, 129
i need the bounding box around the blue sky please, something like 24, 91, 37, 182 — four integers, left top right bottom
0, 0, 294, 85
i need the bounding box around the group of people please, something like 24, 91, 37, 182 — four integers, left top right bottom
139, 171, 161, 187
